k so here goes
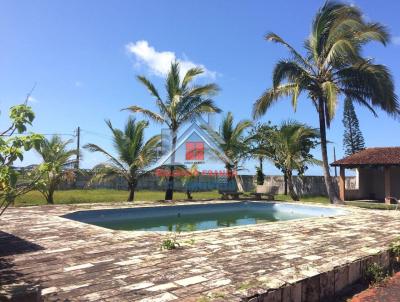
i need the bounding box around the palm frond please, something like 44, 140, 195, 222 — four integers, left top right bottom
253, 83, 300, 118
337, 61, 400, 117
187, 83, 220, 97
321, 81, 339, 124
166, 61, 181, 104
123, 105, 165, 123
266, 32, 313, 71
89, 164, 127, 185
182, 67, 204, 88
137, 76, 162, 100
272, 60, 313, 88
83, 143, 127, 172
176, 97, 221, 124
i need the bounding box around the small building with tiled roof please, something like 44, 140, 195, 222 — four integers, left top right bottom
331, 147, 400, 202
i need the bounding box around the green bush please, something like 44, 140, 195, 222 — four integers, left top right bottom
365, 262, 386, 285
390, 238, 400, 257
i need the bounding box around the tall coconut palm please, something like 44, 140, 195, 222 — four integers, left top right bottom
34, 135, 77, 204
84, 118, 160, 202
253, 1, 399, 203
217, 112, 252, 190
269, 121, 320, 201
126, 61, 221, 200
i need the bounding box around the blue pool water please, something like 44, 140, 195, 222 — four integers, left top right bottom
63, 202, 346, 232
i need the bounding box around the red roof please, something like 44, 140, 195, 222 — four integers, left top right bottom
331, 147, 400, 167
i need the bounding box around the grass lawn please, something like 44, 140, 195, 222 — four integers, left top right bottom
14, 189, 221, 207
14, 189, 396, 211
15, 190, 331, 207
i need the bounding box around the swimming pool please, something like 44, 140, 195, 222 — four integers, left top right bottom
63, 201, 347, 232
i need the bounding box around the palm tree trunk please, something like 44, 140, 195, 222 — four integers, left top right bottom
127, 182, 136, 202
318, 98, 340, 204
284, 170, 288, 195
165, 133, 177, 200
286, 170, 299, 201
225, 163, 235, 191
259, 157, 263, 172
128, 188, 135, 201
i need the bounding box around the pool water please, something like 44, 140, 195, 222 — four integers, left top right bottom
63, 202, 346, 232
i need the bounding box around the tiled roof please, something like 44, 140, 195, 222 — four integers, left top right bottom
331, 147, 400, 167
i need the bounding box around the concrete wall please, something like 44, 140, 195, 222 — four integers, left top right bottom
60, 174, 356, 197
256, 175, 356, 196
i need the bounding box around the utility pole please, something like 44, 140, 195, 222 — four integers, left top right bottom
75, 126, 80, 170
333, 146, 337, 177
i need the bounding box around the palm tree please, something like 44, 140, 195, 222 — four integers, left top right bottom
269, 121, 320, 201
217, 112, 252, 190
253, 1, 399, 203
84, 118, 160, 202
34, 135, 77, 204
248, 122, 276, 185
126, 61, 221, 200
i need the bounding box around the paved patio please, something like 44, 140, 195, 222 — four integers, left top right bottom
1, 201, 400, 301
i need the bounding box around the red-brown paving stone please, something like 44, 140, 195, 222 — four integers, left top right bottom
1, 200, 400, 301
351, 272, 400, 302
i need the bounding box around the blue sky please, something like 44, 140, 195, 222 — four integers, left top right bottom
1, 0, 399, 175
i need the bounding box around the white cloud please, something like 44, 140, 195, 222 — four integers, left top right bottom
126, 40, 217, 79
393, 36, 400, 46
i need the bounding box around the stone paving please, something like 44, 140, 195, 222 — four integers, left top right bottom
1, 200, 400, 301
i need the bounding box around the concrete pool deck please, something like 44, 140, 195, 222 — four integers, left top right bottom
1, 200, 400, 301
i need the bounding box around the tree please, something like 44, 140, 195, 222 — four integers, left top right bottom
269, 121, 320, 201
126, 61, 220, 200
343, 97, 365, 155
84, 118, 160, 202
217, 112, 252, 190
34, 136, 77, 204
253, 1, 399, 203
248, 122, 276, 186
0, 103, 43, 214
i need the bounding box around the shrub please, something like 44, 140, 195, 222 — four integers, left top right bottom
390, 238, 400, 257
365, 262, 386, 285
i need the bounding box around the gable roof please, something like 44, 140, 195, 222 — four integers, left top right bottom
331, 147, 400, 167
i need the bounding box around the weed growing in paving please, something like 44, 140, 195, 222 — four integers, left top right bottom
160, 232, 180, 250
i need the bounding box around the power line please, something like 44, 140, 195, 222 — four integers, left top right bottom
11, 128, 114, 140
12, 132, 75, 137
80, 129, 113, 139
